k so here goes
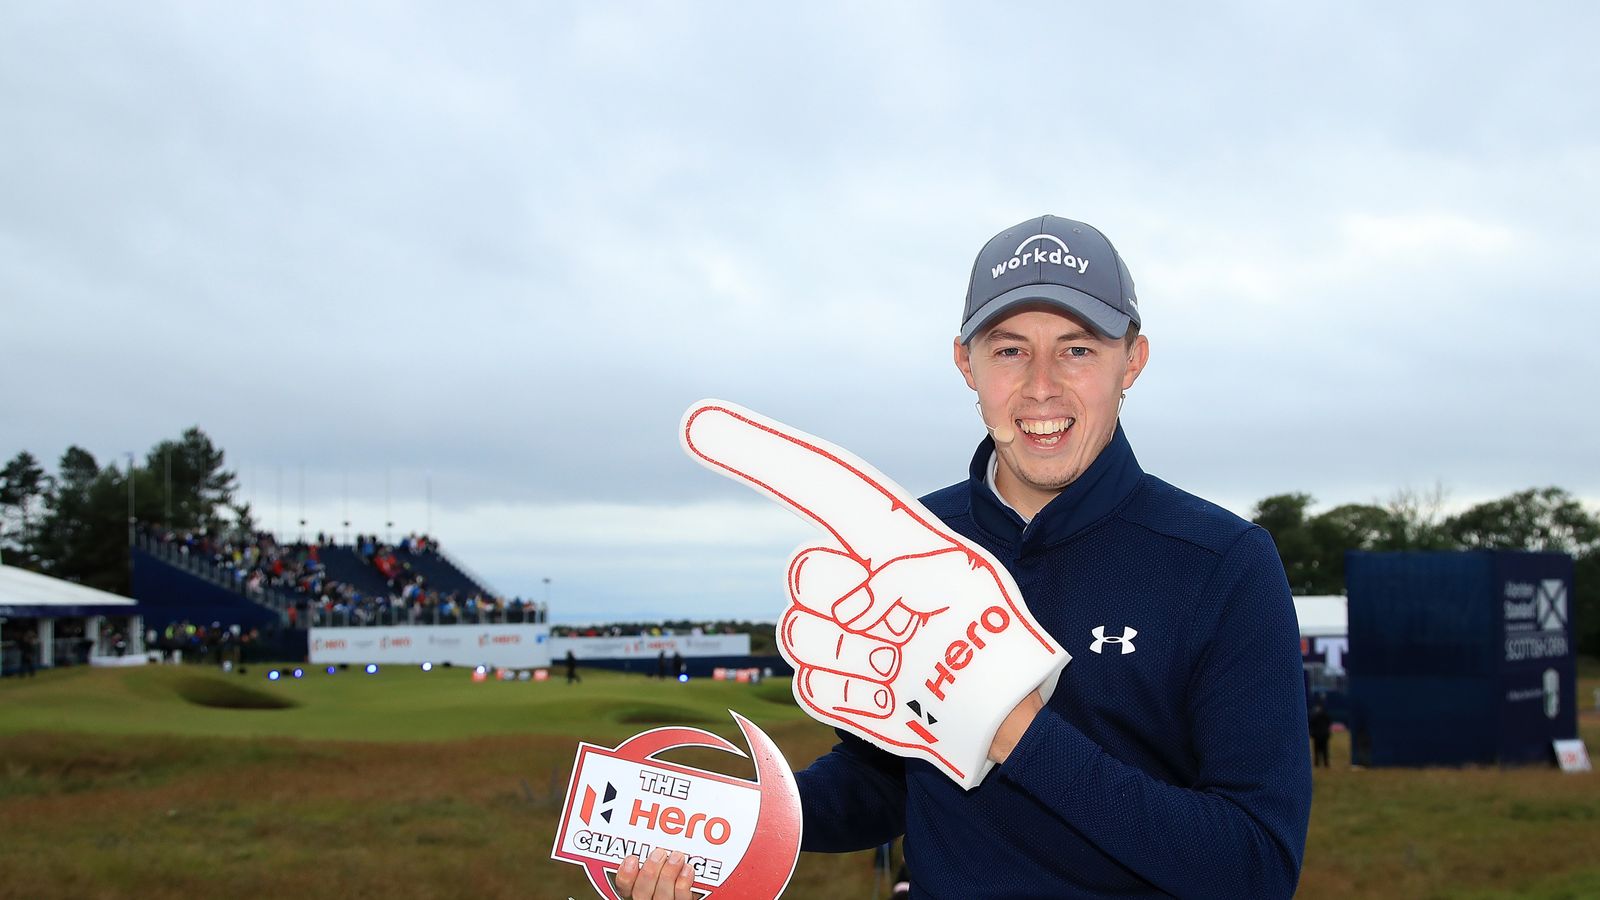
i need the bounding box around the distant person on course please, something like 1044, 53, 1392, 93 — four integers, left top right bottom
617, 215, 1312, 899
1310, 699, 1333, 768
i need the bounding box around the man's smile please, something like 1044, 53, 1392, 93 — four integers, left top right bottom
1016, 417, 1075, 447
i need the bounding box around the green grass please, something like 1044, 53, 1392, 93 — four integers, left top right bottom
2, 660, 1598, 899
0, 663, 808, 743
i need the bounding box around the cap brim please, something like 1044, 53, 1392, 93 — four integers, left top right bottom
960, 283, 1132, 343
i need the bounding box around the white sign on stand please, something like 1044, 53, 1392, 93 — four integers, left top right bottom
1553, 739, 1592, 773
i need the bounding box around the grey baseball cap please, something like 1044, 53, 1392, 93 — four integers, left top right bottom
960, 214, 1140, 343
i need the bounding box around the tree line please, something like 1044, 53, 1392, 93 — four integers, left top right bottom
3, 429, 1594, 656
0, 427, 247, 594
1250, 486, 1599, 656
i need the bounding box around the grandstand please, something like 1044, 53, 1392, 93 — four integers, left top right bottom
132, 525, 546, 631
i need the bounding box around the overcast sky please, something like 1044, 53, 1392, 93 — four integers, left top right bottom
4, 1, 1597, 623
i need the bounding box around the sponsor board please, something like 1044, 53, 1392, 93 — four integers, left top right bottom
1299, 635, 1349, 673
1502, 578, 1569, 663
309, 624, 551, 668
552, 712, 800, 899
549, 633, 751, 661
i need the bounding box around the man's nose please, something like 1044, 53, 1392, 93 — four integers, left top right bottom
1020, 357, 1061, 401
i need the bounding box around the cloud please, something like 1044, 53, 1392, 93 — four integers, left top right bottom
4, 1, 1598, 619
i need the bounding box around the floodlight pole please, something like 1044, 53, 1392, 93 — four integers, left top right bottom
385, 466, 392, 544
126, 452, 136, 547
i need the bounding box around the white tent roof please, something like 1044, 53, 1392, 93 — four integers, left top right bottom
0, 562, 136, 617
1293, 594, 1347, 637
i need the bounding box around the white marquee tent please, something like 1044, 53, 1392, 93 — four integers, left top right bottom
0, 562, 144, 670
1293, 595, 1348, 638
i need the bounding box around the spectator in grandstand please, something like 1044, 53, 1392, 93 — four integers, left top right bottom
146, 522, 517, 629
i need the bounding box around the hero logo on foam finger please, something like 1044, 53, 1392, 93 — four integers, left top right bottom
991, 233, 1090, 278
910, 604, 1015, 742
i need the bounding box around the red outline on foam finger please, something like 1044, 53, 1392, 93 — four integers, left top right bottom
781, 648, 963, 778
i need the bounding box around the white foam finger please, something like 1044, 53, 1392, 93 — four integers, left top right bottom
780, 605, 902, 681
787, 547, 870, 616
681, 400, 958, 566
858, 601, 927, 644
794, 666, 895, 720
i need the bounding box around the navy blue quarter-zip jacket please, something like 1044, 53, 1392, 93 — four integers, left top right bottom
795, 426, 1312, 899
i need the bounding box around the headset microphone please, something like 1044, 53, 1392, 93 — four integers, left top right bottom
976, 403, 1016, 444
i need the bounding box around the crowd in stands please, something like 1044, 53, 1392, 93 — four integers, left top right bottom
142, 524, 547, 627
347, 532, 548, 624
151, 619, 262, 665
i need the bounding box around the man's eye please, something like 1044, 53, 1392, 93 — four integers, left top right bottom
1066, 347, 1090, 358
996, 347, 1023, 358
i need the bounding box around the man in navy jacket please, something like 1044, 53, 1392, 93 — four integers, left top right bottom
619, 215, 1312, 898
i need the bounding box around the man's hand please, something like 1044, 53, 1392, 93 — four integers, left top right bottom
614, 850, 694, 900
682, 400, 1070, 789
989, 688, 1045, 764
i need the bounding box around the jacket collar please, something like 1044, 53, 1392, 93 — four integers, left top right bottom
967, 423, 1144, 553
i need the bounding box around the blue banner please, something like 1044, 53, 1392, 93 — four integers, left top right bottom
1494, 552, 1577, 765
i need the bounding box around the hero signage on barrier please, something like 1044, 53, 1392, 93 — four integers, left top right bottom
679, 399, 1070, 789
551, 712, 801, 899
549, 633, 751, 660
308, 624, 552, 668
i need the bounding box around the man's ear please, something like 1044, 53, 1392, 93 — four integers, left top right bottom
1121, 334, 1150, 391
953, 337, 978, 391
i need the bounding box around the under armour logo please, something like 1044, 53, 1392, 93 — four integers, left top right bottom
1090, 626, 1137, 655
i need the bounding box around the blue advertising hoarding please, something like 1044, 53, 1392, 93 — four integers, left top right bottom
1493, 553, 1577, 764
1347, 550, 1576, 767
